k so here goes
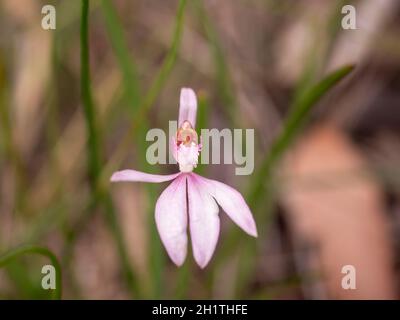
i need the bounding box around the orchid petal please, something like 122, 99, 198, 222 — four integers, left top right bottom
187, 174, 220, 268
111, 170, 180, 183
155, 175, 188, 266
193, 173, 258, 237
179, 88, 197, 128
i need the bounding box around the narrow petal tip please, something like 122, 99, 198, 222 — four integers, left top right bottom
193, 251, 213, 269
187, 174, 220, 269
193, 174, 258, 239
110, 169, 180, 183
169, 251, 186, 267
110, 171, 122, 182
197, 260, 209, 269
249, 226, 258, 238
179, 87, 197, 128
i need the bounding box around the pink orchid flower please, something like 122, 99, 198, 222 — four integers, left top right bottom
111, 88, 257, 268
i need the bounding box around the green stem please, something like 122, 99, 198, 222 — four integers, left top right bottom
81, 0, 101, 188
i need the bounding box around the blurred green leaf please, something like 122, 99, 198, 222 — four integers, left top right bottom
0, 59, 27, 213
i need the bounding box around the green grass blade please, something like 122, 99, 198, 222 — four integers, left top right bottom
81, 0, 101, 188
213, 65, 355, 298
194, 91, 209, 176
100, 0, 141, 109
141, 0, 187, 114
100, 0, 187, 183
247, 65, 355, 209
81, 0, 141, 298
0, 245, 62, 299
92, 0, 188, 298
194, 0, 237, 125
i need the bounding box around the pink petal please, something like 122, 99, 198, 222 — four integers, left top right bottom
111, 170, 180, 183
178, 88, 197, 128
187, 174, 220, 268
193, 173, 258, 237
155, 175, 188, 266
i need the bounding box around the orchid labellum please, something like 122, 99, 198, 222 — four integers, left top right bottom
111, 88, 257, 268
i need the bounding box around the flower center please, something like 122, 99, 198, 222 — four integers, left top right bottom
177, 120, 198, 146
176, 121, 200, 173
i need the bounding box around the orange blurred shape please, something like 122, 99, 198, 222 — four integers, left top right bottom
281, 124, 396, 299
